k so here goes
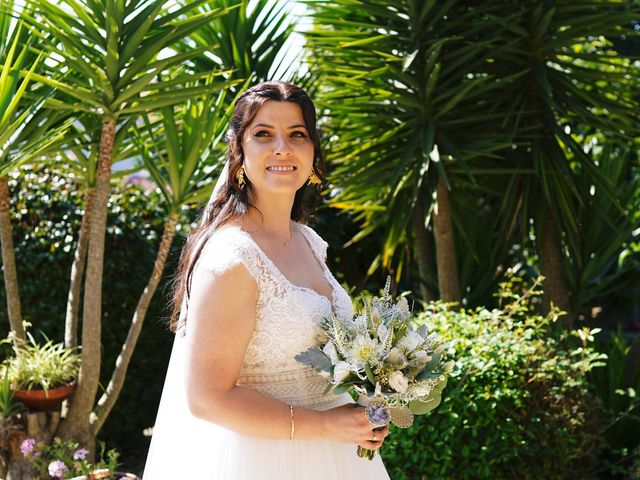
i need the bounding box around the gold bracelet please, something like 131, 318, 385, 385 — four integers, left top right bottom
289, 404, 295, 440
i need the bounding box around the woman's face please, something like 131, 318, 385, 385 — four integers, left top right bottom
241, 100, 314, 199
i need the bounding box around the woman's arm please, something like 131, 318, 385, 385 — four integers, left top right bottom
184, 262, 389, 449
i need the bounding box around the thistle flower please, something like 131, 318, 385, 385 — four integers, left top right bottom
366, 404, 391, 425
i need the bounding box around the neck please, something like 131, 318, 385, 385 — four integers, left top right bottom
243, 191, 296, 240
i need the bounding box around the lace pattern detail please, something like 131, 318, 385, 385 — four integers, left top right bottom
194, 224, 353, 410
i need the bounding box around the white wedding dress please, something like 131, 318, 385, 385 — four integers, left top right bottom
143, 223, 390, 479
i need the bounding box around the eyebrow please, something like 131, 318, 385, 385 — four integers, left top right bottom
252, 123, 307, 129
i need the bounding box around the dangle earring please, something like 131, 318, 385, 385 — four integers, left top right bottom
307, 168, 322, 186
236, 166, 245, 187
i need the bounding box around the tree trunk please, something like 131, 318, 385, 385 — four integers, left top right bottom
0, 176, 25, 341
539, 212, 573, 326
432, 176, 461, 306
57, 118, 116, 450
92, 213, 179, 434
412, 199, 436, 303
65, 187, 95, 349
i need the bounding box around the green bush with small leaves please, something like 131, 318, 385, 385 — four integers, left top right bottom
0, 165, 187, 472
382, 273, 606, 480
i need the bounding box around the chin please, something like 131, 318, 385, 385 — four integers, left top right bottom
257, 182, 306, 196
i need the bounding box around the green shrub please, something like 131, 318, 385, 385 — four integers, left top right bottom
0, 165, 188, 473
382, 273, 606, 480
590, 328, 640, 477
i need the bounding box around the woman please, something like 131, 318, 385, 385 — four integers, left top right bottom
143, 82, 390, 479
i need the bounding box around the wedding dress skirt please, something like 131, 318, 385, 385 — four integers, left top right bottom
143, 224, 390, 479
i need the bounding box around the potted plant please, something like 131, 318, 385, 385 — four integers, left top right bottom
19, 437, 140, 480
1, 329, 81, 411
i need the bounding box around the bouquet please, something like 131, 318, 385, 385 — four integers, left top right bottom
296, 277, 454, 459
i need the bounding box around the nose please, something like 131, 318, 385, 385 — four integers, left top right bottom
273, 134, 291, 156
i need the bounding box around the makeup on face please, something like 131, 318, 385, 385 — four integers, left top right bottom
242, 101, 314, 193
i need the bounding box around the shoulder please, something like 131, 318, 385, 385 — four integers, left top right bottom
298, 223, 329, 261
194, 225, 260, 282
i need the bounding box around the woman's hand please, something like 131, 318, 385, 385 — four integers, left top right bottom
321, 404, 390, 451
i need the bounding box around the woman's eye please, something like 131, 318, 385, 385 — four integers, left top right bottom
255, 130, 270, 137
291, 131, 307, 138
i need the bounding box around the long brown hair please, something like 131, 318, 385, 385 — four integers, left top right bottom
169, 81, 325, 332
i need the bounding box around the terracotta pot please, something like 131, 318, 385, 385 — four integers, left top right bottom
68, 469, 140, 480
13, 382, 76, 411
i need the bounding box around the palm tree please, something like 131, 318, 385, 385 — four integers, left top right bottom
91, 81, 242, 433
488, 3, 640, 322
184, 0, 295, 83
22, 0, 232, 448
0, 0, 71, 341
305, 1, 640, 322
305, 1, 516, 304
59, 115, 139, 349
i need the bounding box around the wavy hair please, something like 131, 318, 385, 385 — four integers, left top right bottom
169, 81, 325, 331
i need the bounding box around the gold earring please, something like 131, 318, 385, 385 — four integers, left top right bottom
308, 169, 322, 186
236, 166, 245, 187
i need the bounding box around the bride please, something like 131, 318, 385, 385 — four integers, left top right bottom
143, 82, 390, 479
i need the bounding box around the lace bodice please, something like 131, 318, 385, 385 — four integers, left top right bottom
193, 223, 353, 410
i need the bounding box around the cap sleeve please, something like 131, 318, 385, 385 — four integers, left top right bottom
298, 223, 329, 262
192, 227, 261, 284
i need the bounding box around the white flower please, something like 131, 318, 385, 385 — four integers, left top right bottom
397, 332, 424, 353
388, 371, 409, 393
371, 308, 382, 327
333, 361, 352, 383
376, 323, 388, 341
396, 297, 410, 319
353, 314, 367, 330
385, 347, 407, 369
348, 334, 378, 363
411, 350, 431, 367
323, 340, 339, 364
